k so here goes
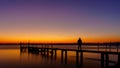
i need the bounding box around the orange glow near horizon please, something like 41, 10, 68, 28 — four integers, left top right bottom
0, 36, 120, 43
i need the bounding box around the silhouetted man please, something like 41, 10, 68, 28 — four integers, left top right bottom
78, 38, 82, 50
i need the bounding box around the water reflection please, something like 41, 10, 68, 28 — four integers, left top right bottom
20, 47, 119, 68
0, 45, 119, 68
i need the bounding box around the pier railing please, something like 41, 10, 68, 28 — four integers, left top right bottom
20, 44, 120, 68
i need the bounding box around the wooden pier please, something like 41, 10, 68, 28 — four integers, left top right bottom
20, 44, 120, 68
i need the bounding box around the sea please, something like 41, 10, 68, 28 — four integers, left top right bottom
0, 45, 119, 68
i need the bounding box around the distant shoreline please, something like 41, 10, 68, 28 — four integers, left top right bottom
0, 42, 120, 46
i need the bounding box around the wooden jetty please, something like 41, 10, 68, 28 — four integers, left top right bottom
20, 44, 120, 68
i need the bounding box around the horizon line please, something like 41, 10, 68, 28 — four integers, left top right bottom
0, 42, 120, 45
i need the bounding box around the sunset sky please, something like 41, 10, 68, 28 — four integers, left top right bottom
0, 0, 120, 43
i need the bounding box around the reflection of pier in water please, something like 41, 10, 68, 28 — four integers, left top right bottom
20, 44, 120, 68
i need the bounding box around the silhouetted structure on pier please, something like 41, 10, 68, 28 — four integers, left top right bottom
77, 38, 82, 50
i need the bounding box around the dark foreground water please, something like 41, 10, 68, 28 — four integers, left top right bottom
0, 45, 119, 68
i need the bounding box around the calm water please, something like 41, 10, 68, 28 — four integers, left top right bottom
0, 45, 119, 68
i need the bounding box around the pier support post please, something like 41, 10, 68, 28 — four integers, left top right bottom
101, 53, 104, 68
47, 48, 49, 56
80, 52, 83, 68
51, 49, 53, 59
43, 48, 46, 55
65, 50, 67, 64
76, 51, 79, 64
118, 53, 120, 64
54, 50, 57, 60
41, 48, 43, 54
105, 53, 109, 68
61, 50, 64, 62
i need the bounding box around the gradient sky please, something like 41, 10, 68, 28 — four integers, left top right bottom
0, 0, 120, 43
